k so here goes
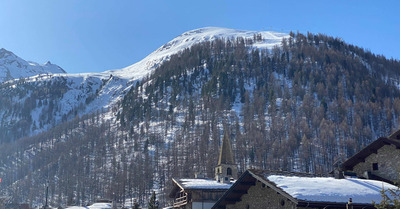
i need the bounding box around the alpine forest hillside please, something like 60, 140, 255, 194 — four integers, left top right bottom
1, 31, 400, 208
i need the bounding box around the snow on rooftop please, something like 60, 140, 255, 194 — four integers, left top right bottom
267, 175, 398, 204
178, 178, 233, 190
66, 203, 112, 209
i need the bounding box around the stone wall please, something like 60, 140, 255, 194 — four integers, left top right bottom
215, 164, 238, 183
352, 144, 400, 182
226, 181, 296, 209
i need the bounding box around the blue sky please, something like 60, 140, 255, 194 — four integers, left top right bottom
0, 0, 399, 74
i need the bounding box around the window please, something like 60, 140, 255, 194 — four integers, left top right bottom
372, 163, 379, 170
280, 199, 285, 206
227, 167, 232, 175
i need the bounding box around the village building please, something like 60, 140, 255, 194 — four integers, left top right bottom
341, 129, 400, 184
168, 132, 237, 209
212, 169, 397, 209
168, 127, 400, 209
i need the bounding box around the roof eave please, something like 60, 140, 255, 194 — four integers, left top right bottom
297, 200, 375, 209
169, 178, 185, 198
342, 137, 389, 170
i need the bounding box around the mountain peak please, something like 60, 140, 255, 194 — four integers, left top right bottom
0, 48, 9, 53
0, 48, 66, 83
0, 48, 17, 59
113, 27, 289, 80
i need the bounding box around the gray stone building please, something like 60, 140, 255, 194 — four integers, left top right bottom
212, 169, 396, 209
341, 129, 400, 183
168, 132, 237, 209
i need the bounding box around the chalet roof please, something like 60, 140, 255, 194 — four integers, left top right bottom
341, 136, 400, 171
218, 132, 234, 165
169, 178, 232, 198
212, 169, 397, 209
175, 178, 233, 190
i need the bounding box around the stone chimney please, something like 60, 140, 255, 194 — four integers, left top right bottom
333, 159, 344, 179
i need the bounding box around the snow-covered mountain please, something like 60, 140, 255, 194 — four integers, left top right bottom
0, 27, 288, 142
109, 27, 288, 80
2, 27, 400, 207
0, 48, 65, 83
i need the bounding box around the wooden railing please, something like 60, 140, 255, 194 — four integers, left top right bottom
173, 193, 188, 207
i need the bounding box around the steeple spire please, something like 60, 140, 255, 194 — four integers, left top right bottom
215, 129, 237, 183
218, 131, 235, 165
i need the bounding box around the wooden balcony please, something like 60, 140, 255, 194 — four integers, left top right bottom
173, 193, 188, 207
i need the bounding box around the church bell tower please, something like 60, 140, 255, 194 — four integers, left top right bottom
215, 131, 238, 183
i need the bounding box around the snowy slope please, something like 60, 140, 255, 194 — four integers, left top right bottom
0, 27, 288, 138
0, 48, 65, 83
35, 27, 288, 117
108, 27, 288, 80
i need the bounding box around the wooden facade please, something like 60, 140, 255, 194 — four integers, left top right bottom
169, 178, 231, 209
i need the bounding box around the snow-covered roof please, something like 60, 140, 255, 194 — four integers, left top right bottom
66, 203, 112, 209
212, 169, 399, 209
175, 178, 233, 190
267, 175, 397, 204
88, 203, 112, 209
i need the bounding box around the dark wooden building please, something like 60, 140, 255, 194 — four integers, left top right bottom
169, 178, 231, 209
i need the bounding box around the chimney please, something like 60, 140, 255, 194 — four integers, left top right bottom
346, 198, 353, 209
195, 172, 205, 179
333, 162, 344, 179
333, 159, 344, 179
334, 168, 344, 179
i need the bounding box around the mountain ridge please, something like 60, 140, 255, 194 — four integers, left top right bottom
2, 28, 400, 208
0, 27, 289, 142
0, 48, 66, 83
107, 27, 288, 80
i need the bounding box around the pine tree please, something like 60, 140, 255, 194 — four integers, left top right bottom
374, 183, 400, 209
132, 199, 140, 209
148, 191, 158, 209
